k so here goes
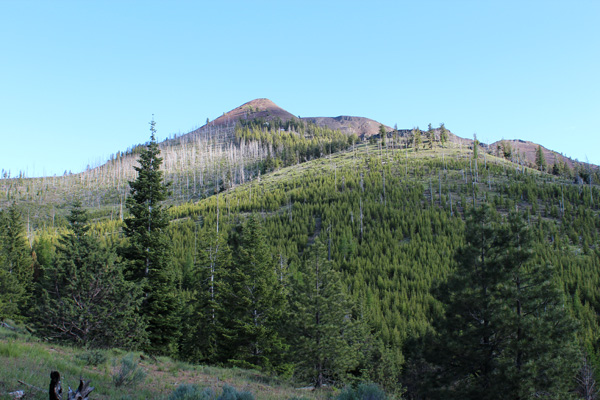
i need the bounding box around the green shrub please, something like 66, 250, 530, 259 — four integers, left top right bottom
168, 384, 215, 400
77, 349, 107, 366
167, 384, 254, 400
218, 385, 254, 400
336, 383, 387, 400
112, 353, 146, 387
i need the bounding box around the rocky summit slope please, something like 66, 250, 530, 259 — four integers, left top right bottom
303, 115, 391, 137
209, 98, 297, 127
206, 98, 390, 138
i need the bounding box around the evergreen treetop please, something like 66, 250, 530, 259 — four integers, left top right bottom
120, 118, 180, 356
122, 118, 171, 281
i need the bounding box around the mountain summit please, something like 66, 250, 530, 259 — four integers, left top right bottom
208, 98, 390, 138
210, 98, 297, 127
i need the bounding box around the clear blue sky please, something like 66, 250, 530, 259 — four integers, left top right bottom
1, 0, 598, 177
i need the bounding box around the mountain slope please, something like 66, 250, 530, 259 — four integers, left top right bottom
489, 138, 580, 170
0, 98, 597, 232
4, 126, 600, 395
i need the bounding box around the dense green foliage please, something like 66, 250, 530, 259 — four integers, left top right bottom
234, 118, 357, 172
34, 200, 145, 348
220, 214, 288, 371
0, 203, 33, 321
288, 238, 361, 387
425, 205, 579, 399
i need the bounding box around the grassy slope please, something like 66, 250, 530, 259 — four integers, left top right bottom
0, 326, 328, 400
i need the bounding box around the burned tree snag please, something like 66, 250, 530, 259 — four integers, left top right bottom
49, 371, 94, 400
67, 379, 94, 400
49, 371, 61, 400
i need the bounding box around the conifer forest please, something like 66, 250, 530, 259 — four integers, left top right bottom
1, 114, 600, 399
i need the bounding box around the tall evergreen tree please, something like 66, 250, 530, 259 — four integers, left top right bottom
439, 123, 448, 148
220, 214, 287, 371
495, 212, 578, 398
413, 127, 422, 151
36, 201, 145, 348
180, 225, 232, 364
379, 124, 387, 146
121, 119, 180, 355
535, 145, 547, 172
429, 205, 579, 399
288, 237, 361, 387
427, 123, 434, 149
473, 134, 479, 159
502, 140, 513, 160
0, 203, 33, 322
429, 205, 505, 399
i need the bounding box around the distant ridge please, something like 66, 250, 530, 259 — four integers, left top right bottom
303, 115, 391, 137
197, 98, 594, 171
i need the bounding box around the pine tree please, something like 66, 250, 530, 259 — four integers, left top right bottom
427, 123, 434, 149
430, 205, 505, 399
439, 123, 448, 148
120, 118, 180, 355
36, 201, 145, 348
502, 140, 513, 160
429, 205, 579, 399
220, 214, 287, 371
379, 124, 387, 146
180, 226, 232, 364
535, 145, 547, 172
0, 203, 33, 322
413, 127, 422, 151
495, 212, 578, 398
288, 238, 361, 387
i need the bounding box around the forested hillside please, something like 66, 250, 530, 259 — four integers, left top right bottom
0, 116, 360, 235
1, 114, 600, 398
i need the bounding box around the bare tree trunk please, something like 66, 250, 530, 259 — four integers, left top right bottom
50, 371, 94, 400
359, 197, 363, 243
382, 168, 386, 207
577, 354, 598, 400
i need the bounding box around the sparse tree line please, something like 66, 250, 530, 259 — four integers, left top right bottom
234, 118, 358, 172
1, 120, 600, 398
